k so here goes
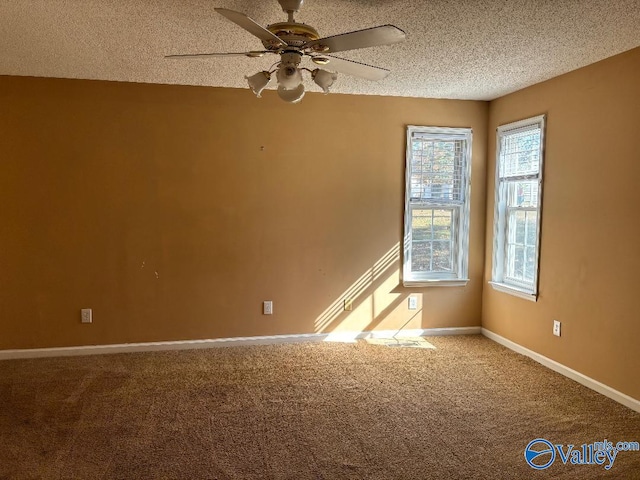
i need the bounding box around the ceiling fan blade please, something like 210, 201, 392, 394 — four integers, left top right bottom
303, 25, 405, 54
214, 8, 286, 47
165, 51, 272, 59
314, 55, 390, 81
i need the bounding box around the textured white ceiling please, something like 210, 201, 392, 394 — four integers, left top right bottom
1, 0, 639, 100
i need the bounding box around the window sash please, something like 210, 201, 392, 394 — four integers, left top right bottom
504, 207, 538, 288
407, 205, 460, 276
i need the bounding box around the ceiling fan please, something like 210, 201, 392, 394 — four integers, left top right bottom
166, 0, 406, 103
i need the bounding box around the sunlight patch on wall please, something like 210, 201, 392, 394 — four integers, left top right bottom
315, 243, 423, 340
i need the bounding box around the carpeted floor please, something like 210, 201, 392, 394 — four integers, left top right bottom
0, 335, 639, 479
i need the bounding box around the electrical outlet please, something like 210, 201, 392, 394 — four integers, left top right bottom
408, 296, 418, 310
344, 299, 353, 311
553, 320, 561, 337
81, 308, 92, 324
263, 301, 273, 315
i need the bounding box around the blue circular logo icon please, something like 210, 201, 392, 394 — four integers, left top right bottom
525, 438, 556, 470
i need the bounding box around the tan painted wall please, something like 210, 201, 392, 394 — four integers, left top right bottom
0, 76, 487, 349
482, 48, 640, 399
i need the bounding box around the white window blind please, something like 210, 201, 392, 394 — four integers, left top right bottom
404, 127, 472, 286
491, 115, 546, 300
409, 134, 465, 203
499, 126, 542, 178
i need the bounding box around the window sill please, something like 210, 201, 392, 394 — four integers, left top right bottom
489, 281, 537, 302
403, 279, 469, 288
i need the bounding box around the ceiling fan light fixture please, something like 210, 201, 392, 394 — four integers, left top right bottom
246, 71, 271, 97
312, 69, 338, 94
171, 2, 406, 104
278, 84, 305, 103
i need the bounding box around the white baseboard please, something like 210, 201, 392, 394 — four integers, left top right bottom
0, 326, 481, 361
482, 328, 640, 414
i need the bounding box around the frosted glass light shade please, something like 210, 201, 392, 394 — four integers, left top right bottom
312, 69, 338, 94
245, 71, 271, 97
277, 84, 305, 103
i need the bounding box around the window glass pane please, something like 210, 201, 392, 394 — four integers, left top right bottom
507, 181, 538, 208
511, 245, 525, 279
515, 213, 525, 244
506, 210, 538, 284
525, 246, 536, 283
411, 241, 432, 272
525, 212, 537, 246
507, 211, 525, 245
432, 241, 452, 271
499, 128, 540, 178
410, 209, 453, 273
412, 209, 432, 241
433, 209, 452, 240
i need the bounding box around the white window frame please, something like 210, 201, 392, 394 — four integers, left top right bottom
403, 126, 472, 287
490, 115, 546, 301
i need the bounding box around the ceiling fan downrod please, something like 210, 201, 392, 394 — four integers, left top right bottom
278, 0, 303, 22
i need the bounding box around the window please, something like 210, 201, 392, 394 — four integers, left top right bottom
490, 115, 545, 301
403, 126, 472, 286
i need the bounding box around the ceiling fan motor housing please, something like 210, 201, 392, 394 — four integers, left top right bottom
264, 22, 319, 49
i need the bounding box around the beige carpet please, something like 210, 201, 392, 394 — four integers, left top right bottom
0, 335, 639, 479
